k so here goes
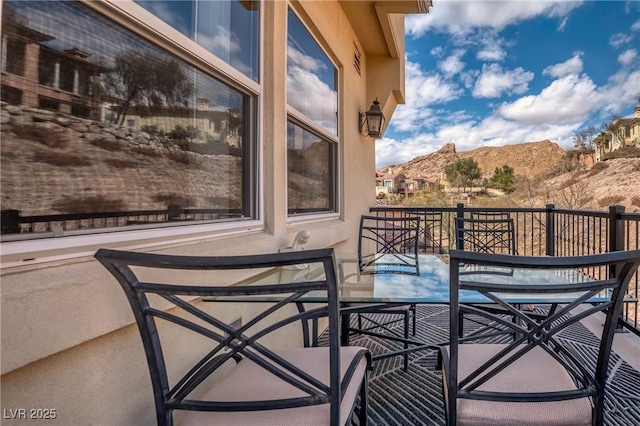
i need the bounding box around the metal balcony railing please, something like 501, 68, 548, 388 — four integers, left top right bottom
370, 203, 640, 336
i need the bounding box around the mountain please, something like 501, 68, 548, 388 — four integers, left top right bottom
380, 140, 640, 212
382, 140, 566, 182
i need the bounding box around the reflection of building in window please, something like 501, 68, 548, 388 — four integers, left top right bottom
1, 19, 107, 120
0, 0, 256, 240
123, 104, 242, 147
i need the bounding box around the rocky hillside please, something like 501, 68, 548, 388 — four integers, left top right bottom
381, 140, 640, 212
384, 140, 566, 181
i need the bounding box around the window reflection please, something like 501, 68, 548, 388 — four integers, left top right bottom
287, 121, 336, 215
287, 10, 337, 135
0, 0, 254, 239
135, 0, 259, 81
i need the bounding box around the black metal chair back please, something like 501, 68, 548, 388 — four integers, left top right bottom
456, 215, 517, 254
445, 249, 640, 425
358, 215, 420, 275
95, 248, 368, 426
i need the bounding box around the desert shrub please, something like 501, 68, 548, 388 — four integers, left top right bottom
597, 195, 625, 208
103, 158, 138, 169
11, 125, 67, 148
603, 146, 640, 160
167, 150, 191, 165
547, 151, 579, 177
140, 124, 164, 137
630, 196, 640, 208
130, 146, 162, 157
587, 161, 609, 176
52, 195, 126, 214
557, 177, 580, 191
89, 137, 124, 152
151, 193, 195, 207
33, 149, 91, 167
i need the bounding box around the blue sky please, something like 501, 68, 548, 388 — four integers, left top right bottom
377, 0, 640, 167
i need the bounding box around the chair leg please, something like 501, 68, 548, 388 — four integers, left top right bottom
403, 311, 409, 371
411, 304, 416, 335
358, 370, 369, 426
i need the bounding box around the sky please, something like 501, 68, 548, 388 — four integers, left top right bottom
377, 0, 640, 168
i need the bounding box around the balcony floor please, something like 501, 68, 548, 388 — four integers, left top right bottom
346, 305, 640, 425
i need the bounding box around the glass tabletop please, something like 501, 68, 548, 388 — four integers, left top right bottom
204, 253, 623, 304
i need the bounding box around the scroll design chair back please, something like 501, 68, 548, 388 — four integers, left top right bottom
349, 215, 420, 370
94, 248, 370, 426
442, 249, 640, 426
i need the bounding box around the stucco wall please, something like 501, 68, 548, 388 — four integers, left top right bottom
0, 1, 405, 423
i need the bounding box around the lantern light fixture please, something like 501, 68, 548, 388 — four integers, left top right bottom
359, 98, 385, 138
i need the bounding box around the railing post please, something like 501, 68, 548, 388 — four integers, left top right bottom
545, 204, 555, 256
608, 204, 625, 253
1, 209, 21, 234
456, 203, 465, 250
608, 204, 627, 332
167, 204, 182, 221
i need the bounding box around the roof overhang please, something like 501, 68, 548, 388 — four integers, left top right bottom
340, 1, 431, 57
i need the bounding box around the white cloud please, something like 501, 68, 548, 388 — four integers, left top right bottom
543, 53, 584, 78
476, 34, 507, 61
498, 74, 598, 125
558, 16, 569, 31
618, 49, 638, 66
388, 60, 463, 134
406, 1, 583, 36
405, 61, 464, 107
430, 46, 444, 57
438, 50, 466, 77
632, 19, 640, 31
609, 33, 633, 48
472, 64, 534, 98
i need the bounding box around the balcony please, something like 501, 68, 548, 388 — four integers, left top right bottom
352, 204, 640, 424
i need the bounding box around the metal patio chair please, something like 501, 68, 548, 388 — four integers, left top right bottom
95, 248, 371, 426
440, 249, 640, 426
455, 214, 535, 338
346, 215, 420, 371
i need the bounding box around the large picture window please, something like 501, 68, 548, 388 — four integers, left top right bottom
0, 0, 257, 241
286, 9, 338, 216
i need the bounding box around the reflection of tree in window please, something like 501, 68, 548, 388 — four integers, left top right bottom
101, 50, 193, 126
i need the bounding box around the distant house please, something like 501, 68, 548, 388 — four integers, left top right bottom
596, 106, 640, 162
375, 168, 402, 198
401, 176, 435, 198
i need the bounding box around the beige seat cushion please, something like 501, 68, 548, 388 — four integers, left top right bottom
443, 344, 593, 426
179, 346, 368, 426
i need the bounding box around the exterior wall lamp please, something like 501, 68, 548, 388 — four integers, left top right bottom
359, 98, 385, 138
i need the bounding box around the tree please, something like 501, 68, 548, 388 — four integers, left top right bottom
445, 158, 482, 191
101, 50, 192, 125
573, 125, 597, 154
488, 165, 516, 193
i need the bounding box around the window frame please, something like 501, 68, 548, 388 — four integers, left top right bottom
0, 0, 264, 267
285, 6, 340, 222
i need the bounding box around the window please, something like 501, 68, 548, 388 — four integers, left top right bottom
0, 0, 258, 241
2, 37, 26, 76
286, 9, 338, 216
135, 0, 259, 82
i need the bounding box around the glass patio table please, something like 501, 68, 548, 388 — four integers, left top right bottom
204, 253, 625, 356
